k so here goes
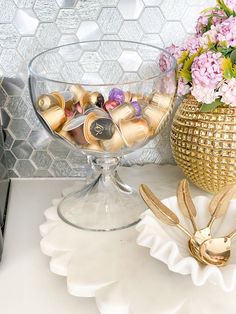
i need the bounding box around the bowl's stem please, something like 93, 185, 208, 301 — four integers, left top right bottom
57, 156, 145, 231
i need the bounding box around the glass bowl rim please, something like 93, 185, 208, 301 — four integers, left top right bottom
28, 39, 176, 87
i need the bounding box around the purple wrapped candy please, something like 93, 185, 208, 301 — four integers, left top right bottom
131, 101, 142, 116
108, 88, 125, 104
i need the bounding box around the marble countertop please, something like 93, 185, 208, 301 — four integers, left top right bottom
0, 165, 212, 314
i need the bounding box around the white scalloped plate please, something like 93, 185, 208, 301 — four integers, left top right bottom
136, 195, 236, 292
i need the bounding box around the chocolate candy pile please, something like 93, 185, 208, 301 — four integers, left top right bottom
36, 84, 173, 153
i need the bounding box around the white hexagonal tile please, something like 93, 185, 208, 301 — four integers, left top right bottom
99, 61, 123, 84
76, 0, 101, 20
181, 6, 204, 34
81, 72, 103, 85
99, 0, 119, 5
41, 52, 64, 73
36, 23, 61, 49
98, 8, 122, 34
160, 21, 186, 46
0, 24, 20, 48
34, 0, 59, 22
142, 0, 162, 4
56, 0, 77, 7
118, 51, 142, 71
119, 21, 143, 42
161, 0, 187, 20
14, 9, 39, 35
98, 40, 122, 61
0, 49, 23, 74
118, 0, 144, 20
17, 37, 43, 60
61, 61, 84, 82
76, 21, 102, 41
58, 35, 81, 61
0, 0, 17, 23
186, 0, 215, 6
80, 51, 102, 72
56, 8, 80, 34
13, 0, 34, 8
15, 159, 35, 177
140, 7, 165, 33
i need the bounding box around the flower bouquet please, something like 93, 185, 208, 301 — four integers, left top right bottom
169, 0, 236, 193
161, 0, 236, 111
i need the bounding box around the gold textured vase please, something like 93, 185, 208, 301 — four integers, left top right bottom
171, 94, 236, 193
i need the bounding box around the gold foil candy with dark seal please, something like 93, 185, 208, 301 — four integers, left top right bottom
84, 112, 115, 144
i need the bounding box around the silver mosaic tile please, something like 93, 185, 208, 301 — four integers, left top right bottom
76, 0, 101, 20
118, 0, 144, 19
0, 0, 17, 23
98, 7, 123, 34
36, 23, 61, 48
14, 9, 39, 35
56, 0, 78, 7
0, 24, 20, 49
31, 150, 52, 169
34, 0, 59, 22
140, 7, 164, 34
0, 0, 214, 177
56, 8, 80, 34
12, 140, 33, 159
160, 0, 187, 20
5, 97, 28, 118
13, 0, 35, 8
48, 140, 70, 159
8, 118, 30, 140
76, 21, 102, 41
15, 159, 35, 177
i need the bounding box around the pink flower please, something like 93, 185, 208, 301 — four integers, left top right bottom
225, 0, 236, 12
199, 26, 218, 48
195, 9, 226, 37
217, 16, 236, 47
219, 78, 236, 106
191, 51, 222, 88
191, 84, 218, 104
183, 37, 201, 54
177, 78, 190, 96
159, 44, 182, 72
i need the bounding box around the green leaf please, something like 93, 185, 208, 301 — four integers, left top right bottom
230, 49, 236, 64
222, 57, 233, 79
232, 64, 236, 77
179, 68, 192, 82
177, 50, 189, 65
200, 99, 223, 112
216, 0, 236, 16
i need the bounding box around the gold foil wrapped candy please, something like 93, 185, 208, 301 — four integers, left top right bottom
84, 112, 115, 144
41, 106, 66, 131
109, 102, 136, 125
101, 125, 125, 153
119, 118, 150, 147
37, 94, 60, 111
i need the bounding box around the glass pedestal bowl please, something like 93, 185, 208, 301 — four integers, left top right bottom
28, 40, 176, 232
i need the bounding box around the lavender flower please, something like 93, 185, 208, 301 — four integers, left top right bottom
225, 0, 236, 12
177, 78, 190, 96
159, 44, 182, 72
191, 51, 222, 88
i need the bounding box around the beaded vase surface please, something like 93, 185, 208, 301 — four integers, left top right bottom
171, 94, 236, 193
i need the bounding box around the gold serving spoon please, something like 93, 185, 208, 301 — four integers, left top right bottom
139, 184, 192, 238
199, 229, 236, 267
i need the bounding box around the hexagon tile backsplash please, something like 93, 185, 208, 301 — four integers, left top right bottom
0, 0, 214, 177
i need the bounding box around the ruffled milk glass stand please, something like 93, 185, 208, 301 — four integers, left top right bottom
29, 40, 176, 231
